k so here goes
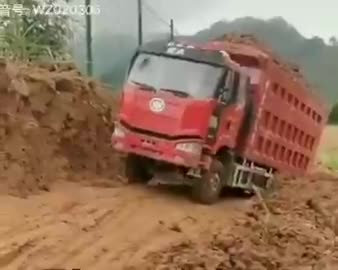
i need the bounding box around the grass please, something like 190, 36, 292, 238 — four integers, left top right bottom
320, 152, 338, 170
318, 125, 338, 170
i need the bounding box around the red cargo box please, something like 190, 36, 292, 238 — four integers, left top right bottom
217, 37, 329, 175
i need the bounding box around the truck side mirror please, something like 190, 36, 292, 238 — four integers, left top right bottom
218, 87, 231, 103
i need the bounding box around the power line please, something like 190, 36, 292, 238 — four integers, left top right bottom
143, 0, 169, 28
143, 0, 180, 35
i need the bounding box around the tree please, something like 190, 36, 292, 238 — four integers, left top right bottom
0, 0, 73, 61
329, 36, 338, 46
329, 103, 338, 124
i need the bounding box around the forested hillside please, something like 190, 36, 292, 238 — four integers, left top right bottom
75, 17, 338, 104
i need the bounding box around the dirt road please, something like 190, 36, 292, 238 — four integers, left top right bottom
0, 127, 336, 270
0, 62, 337, 270
0, 181, 251, 270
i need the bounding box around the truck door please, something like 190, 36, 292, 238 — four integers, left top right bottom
213, 70, 247, 150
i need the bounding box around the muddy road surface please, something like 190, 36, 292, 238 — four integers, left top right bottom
0, 62, 337, 270
0, 182, 252, 270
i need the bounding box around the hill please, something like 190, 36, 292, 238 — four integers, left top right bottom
72, 33, 137, 87
74, 17, 338, 104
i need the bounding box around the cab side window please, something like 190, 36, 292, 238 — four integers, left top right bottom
217, 70, 232, 103
218, 70, 240, 104
235, 75, 248, 105
232, 72, 240, 102
224, 70, 234, 92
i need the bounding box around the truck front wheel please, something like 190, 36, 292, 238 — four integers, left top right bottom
192, 160, 224, 205
125, 154, 152, 183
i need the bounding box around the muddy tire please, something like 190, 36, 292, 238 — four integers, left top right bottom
192, 160, 224, 205
125, 154, 152, 183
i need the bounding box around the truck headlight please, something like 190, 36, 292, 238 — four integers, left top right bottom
112, 123, 126, 138
176, 142, 202, 155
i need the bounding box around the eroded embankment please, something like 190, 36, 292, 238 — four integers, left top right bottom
0, 61, 122, 196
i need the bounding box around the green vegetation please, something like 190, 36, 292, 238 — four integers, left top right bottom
0, 0, 73, 61
329, 103, 338, 124
320, 152, 338, 170
318, 126, 338, 171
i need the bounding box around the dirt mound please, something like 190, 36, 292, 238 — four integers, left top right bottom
0, 61, 121, 196
135, 172, 338, 270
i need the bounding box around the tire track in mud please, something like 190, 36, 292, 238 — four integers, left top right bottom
0, 184, 251, 270
84, 206, 184, 269
1, 224, 72, 270
0, 188, 98, 269
0, 218, 77, 270
21, 188, 145, 269
61, 187, 248, 269
50, 190, 160, 268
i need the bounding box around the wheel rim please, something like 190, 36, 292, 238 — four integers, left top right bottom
209, 172, 221, 192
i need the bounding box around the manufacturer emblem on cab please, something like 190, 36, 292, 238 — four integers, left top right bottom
149, 98, 165, 113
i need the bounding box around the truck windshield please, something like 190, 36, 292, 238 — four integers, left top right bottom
127, 53, 223, 99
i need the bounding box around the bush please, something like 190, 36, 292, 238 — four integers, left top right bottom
0, 0, 73, 61
329, 103, 338, 124
320, 152, 338, 170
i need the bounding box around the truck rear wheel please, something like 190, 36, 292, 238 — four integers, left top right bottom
192, 160, 224, 205
125, 154, 152, 183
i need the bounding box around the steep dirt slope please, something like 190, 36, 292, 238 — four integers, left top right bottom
0, 61, 121, 197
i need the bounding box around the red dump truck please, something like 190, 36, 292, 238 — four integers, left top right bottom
112, 36, 328, 204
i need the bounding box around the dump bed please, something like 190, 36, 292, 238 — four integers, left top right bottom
218, 35, 329, 174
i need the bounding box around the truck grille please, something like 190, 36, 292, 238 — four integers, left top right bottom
120, 120, 202, 141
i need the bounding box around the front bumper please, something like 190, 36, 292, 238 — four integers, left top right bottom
111, 122, 210, 168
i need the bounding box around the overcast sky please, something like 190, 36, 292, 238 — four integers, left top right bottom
88, 0, 337, 41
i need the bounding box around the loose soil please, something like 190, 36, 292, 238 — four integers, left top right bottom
0, 61, 336, 270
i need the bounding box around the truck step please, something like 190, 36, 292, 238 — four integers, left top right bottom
227, 161, 274, 191
148, 173, 193, 187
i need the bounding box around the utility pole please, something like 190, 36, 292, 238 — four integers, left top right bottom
170, 19, 174, 41
137, 0, 143, 46
85, 0, 93, 76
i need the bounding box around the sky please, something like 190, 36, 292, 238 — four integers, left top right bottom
87, 0, 337, 41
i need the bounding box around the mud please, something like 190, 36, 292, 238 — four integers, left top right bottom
0, 61, 121, 197
135, 173, 338, 270
0, 62, 337, 270
0, 173, 338, 270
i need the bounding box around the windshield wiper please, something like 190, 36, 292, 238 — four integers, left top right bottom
131, 81, 156, 92
160, 88, 189, 98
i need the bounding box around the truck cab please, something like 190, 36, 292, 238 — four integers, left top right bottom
112, 40, 251, 204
